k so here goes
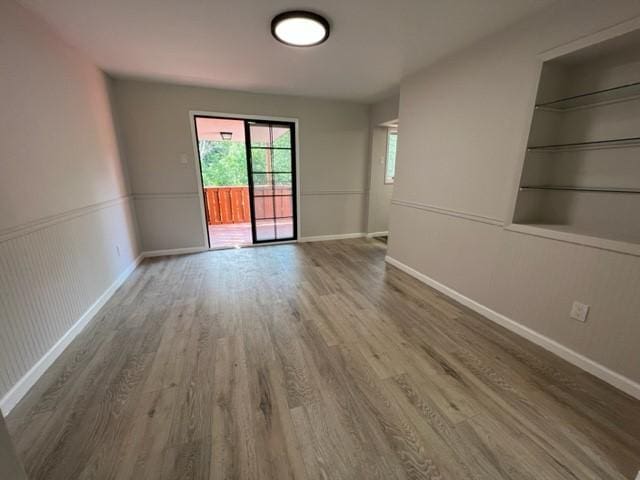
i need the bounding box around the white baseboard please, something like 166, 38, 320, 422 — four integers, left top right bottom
385, 255, 640, 400
366, 231, 389, 238
0, 254, 144, 415
142, 246, 207, 257
298, 232, 365, 242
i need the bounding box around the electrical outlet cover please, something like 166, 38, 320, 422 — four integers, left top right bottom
570, 301, 589, 322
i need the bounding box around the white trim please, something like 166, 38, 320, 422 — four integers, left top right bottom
367, 231, 388, 238
142, 246, 207, 258
384, 255, 640, 401
298, 232, 365, 242
133, 192, 199, 200
0, 254, 144, 415
539, 15, 640, 61
189, 110, 300, 124
188, 110, 301, 248
392, 199, 503, 226
302, 189, 366, 196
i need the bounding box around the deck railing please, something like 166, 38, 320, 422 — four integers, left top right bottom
203, 186, 292, 225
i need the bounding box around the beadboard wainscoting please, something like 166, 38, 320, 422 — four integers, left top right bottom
388, 200, 640, 399
0, 197, 140, 414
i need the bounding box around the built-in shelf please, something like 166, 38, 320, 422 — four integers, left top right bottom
536, 81, 640, 110
520, 185, 640, 194
527, 136, 640, 152
506, 223, 640, 257
516, 35, 640, 248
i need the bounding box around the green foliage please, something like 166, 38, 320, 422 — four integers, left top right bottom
273, 130, 291, 148
199, 140, 248, 187
250, 148, 292, 179
199, 131, 293, 187
385, 132, 397, 182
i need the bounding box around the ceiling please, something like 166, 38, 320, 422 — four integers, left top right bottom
20, 0, 554, 102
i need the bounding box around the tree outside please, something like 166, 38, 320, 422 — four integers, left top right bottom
199, 140, 248, 187
199, 131, 292, 187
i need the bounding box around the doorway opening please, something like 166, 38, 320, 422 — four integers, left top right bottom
193, 115, 297, 249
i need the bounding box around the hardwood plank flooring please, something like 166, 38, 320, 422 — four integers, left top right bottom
6, 238, 640, 479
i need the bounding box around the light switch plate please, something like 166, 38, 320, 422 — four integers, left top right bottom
570, 301, 589, 322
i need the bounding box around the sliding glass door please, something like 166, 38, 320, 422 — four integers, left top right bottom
245, 120, 297, 243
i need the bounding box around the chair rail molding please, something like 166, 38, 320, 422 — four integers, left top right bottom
391, 199, 503, 226
301, 189, 367, 196
0, 195, 132, 243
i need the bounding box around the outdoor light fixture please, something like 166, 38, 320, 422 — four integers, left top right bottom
219, 132, 232, 140
271, 11, 330, 47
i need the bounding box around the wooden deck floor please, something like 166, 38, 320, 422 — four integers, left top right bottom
208, 223, 252, 248
6, 239, 640, 479
209, 220, 294, 248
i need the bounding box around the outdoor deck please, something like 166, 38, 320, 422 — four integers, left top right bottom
208, 220, 293, 248
204, 186, 294, 247
209, 223, 252, 248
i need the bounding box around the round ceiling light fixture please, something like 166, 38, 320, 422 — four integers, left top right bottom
271, 11, 330, 47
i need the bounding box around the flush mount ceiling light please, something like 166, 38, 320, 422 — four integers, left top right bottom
271, 11, 330, 47
219, 131, 232, 140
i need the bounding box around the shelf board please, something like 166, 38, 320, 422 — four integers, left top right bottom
535, 81, 640, 110
520, 185, 640, 194
527, 136, 640, 152
506, 223, 640, 257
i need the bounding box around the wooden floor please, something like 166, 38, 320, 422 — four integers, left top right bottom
7, 239, 640, 479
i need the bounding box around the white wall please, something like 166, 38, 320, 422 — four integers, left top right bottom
370, 95, 400, 127
366, 95, 399, 234
111, 79, 371, 250
389, 0, 640, 389
0, 0, 140, 411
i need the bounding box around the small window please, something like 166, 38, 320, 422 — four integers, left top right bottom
385, 130, 397, 184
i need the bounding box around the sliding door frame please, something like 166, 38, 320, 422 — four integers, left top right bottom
245, 119, 298, 244
189, 110, 301, 249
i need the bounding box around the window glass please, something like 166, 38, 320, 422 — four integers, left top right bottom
385, 130, 397, 184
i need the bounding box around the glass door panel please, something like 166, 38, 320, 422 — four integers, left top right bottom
255, 218, 276, 241
246, 121, 296, 243
275, 217, 294, 238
